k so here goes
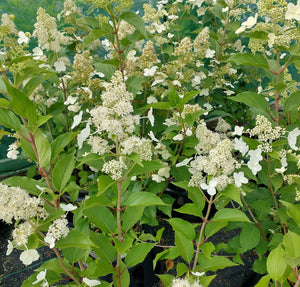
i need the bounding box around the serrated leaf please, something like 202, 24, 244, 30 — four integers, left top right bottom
205, 221, 227, 238
220, 184, 242, 206
228, 53, 269, 69
198, 254, 238, 271
83, 206, 116, 233
127, 192, 166, 207
125, 242, 155, 268
169, 217, 195, 240
0, 107, 21, 131
122, 206, 144, 232
51, 132, 77, 162
267, 245, 289, 282
280, 200, 300, 227
283, 91, 300, 112
52, 152, 75, 191
174, 203, 203, 218
254, 274, 271, 287
56, 230, 93, 249
175, 232, 194, 263
84, 28, 109, 47
240, 223, 261, 253
34, 129, 51, 167
97, 175, 115, 196
5, 82, 37, 123
212, 208, 250, 222
229, 92, 270, 111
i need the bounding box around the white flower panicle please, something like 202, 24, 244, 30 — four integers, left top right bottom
89, 71, 140, 140
0, 183, 48, 224
248, 115, 285, 152
88, 136, 111, 156
12, 221, 35, 246
33, 8, 71, 52
121, 136, 153, 161
189, 136, 239, 192
44, 216, 69, 249
194, 121, 221, 155
102, 159, 127, 180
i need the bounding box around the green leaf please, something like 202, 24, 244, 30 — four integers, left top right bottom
254, 274, 271, 287
205, 221, 227, 238
198, 254, 238, 271
201, 242, 215, 259
52, 152, 75, 191
84, 28, 109, 46
56, 230, 93, 249
168, 86, 181, 107
89, 231, 116, 263
144, 101, 172, 110
229, 92, 270, 111
0, 98, 10, 108
97, 175, 115, 196
175, 232, 194, 263
176, 262, 190, 277
62, 247, 88, 263
83, 206, 116, 233
228, 53, 269, 69
156, 274, 174, 287
23, 73, 55, 97
0, 107, 21, 131
240, 223, 261, 253
174, 203, 203, 218
122, 206, 144, 232
113, 236, 134, 256
220, 184, 242, 206
119, 11, 147, 37
125, 242, 155, 268
126, 75, 144, 95
282, 231, 300, 268
34, 129, 51, 167
51, 132, 77, 162
212, 209, 251, 222
283, 91, 300, 112
267, 245, 289, 283
93, 62, 117, 79
127, 192, 167, 207
5, 82, 37, 123
180, 90, 200, 105
169, 218, 195, 240
280, 200, 300, 227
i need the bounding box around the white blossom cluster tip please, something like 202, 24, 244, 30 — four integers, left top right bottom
121, 136, 153, 161
248, 115, 285, 152
0, 183, 48, 224
102, 159, 127, 180
88, 70, 139, 141
189, 121, 240, 194
33, 8, 71, 52
44, 216, 69, 249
